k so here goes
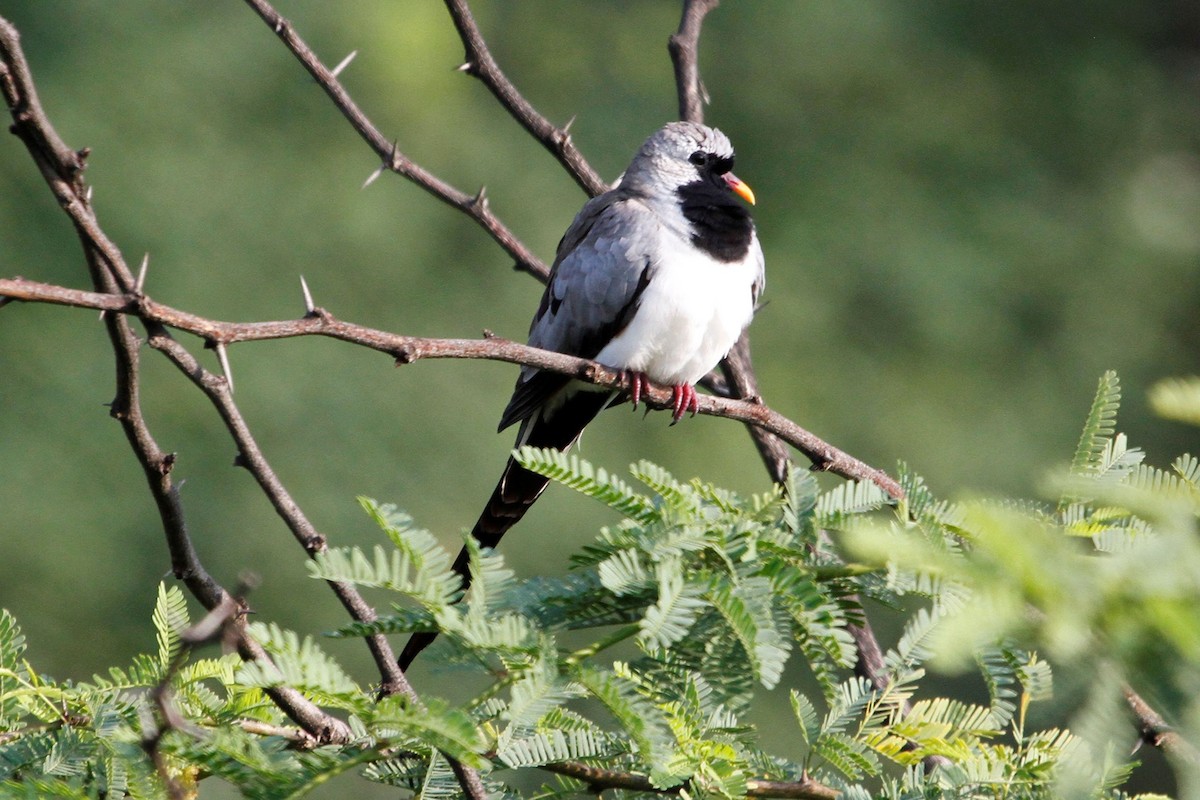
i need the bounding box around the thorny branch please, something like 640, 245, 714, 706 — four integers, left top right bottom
0, 276, 905, 499
6, 0, 1190, 796
241, 0, 549, 283
0, 13, 373, 748
1124, 684, 1200, 763
442, 0, 608, 197
669, 0, 720, 123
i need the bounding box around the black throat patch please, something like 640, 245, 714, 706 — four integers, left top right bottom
676, 178, 754, 263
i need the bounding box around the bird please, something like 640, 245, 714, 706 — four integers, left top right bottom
399, 121, 764, 669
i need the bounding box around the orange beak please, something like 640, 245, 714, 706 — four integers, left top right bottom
723, 172, 756, 205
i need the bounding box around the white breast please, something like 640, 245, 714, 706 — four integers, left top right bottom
594, 237, 759, 386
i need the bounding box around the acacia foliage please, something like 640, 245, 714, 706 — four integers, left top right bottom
1, 371, 1196, 798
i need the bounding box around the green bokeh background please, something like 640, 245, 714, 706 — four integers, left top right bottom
2, 2, 1198, 796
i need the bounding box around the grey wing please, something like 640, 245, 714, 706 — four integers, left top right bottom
498, 195, 657, 431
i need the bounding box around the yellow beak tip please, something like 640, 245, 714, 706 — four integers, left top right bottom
726, 175, 756, 205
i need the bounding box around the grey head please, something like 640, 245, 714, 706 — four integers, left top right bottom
619, 121, 738, 200
619, 121, 756, 262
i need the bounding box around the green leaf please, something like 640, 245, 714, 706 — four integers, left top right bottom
152, 582, 190, 673
1172, 453, 1200, 489
638, 558, 707, 651
1071, 371, 1121, 475
629, 460, 694, 511
790, 690, 821, 747
307, 543, 460, 608
816, 479, 890, 530
821, 676, 876, 738
237, 622, 360, 702
782, 466, 820, 546
575, 666, 681, 787
368, 696, 488, 769
1148, 376, 1200, 426
884, 605, 941, 677
515, 447, 656, 521
463, 535, 516, 620
707, 577, 790, 689
314, 498, 463, 607
597, 548, 649, 595
498, 729, 608, 768
814, 731, 880, 780
0, 609, 28, 727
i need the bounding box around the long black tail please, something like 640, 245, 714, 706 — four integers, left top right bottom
398, 391, 611, 669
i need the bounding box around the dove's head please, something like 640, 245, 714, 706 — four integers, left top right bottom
620, 121, 755, 207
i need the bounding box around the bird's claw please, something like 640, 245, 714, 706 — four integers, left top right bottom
626, 370, 649, 410
669, 383, 699, 424
626, 372, 698, 423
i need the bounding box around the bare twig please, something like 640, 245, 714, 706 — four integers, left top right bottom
0, 277, 905, 499
240, 0, 548, 283
1, 10, 401, 731
441, 0, 607, 197
542, 761, 839, 800
720, 336, 793, 484
151, 332, 417, 697
1124, 684, 1200, 763
668, 0, 720, 123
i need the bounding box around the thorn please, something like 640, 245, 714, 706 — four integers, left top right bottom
472, 185, 488, 210
98, 307, 107, 321
330, 49, 357, 78
135, 253, 149, 293
85, 185, 93, 203
299, 275, 315, 314
362, 163, 386, 189
562, 115, 577, 134
455, 60, 474, 73
215, 342, 234, 394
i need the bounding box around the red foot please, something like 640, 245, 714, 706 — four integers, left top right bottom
624, 372, 699, 423
626, 370, 649, 410
669, 383, 699, 423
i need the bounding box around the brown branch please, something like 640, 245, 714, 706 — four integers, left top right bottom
240, 0, 547, 284
542, 761, 839, 800
145, 331, 417, 702
1, 10, 403, 744
442, 0, 607, 197
668, 0, 720, 123
0, 277, 904, 500
1124, 684, 1200, 763
721, 336, 793, 484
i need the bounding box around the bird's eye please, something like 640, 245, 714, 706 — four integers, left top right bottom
688, 151, 709, 167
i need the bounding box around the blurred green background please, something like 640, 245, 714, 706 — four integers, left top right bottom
2, 1, 1198, 796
